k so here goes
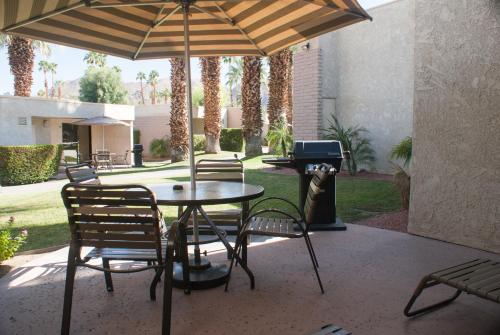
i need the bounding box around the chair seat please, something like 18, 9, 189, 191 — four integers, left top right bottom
86, 239, 169, 261
244, 216, 304, 238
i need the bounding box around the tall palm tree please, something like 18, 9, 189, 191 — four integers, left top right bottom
267, 49, 290, 127
84, 51, 107, 67
225, 57, 243, 106
48, 62, 57, 98
38, 60, 50, 98
159, 88, 170, 104
242, 56, 263, 156
200, 57, 221, 154
283, 49, 293, 125
169, 58, 189, 162
136, 71, 146, 104
1, 35, 51, 96
148, 70, 159, 105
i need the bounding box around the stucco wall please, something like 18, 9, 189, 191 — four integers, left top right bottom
408, 0, 500, 253
328, 0, 414, 172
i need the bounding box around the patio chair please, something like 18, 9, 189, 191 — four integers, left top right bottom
65, 162, 100, 184
194, 157, 245, 236
404, 258, 500, 317
94, 150, 113, 171
225, 163, 333, 294
60, 183, 188, 335
113, 149, 130, 166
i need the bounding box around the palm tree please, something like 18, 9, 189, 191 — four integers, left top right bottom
1, 35, 51, 96
241, 56, 263, 156
48, 62, 57, 97
55, 80, 63, 100
225, 57, 243, 106
169, 58, 189, 162
267, 49, 290, 127
159, 88, 170, 104
38, 60, 50, 98
283, 49, 293, 125
148, 70, 159, 105
84, 51, 107, 67
136, 71, 146, 104
266, 116, 293, 157
201, 57, 221, 153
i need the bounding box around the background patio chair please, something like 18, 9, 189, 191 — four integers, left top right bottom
65, 162, 100, 184
60, 183, 188, 335
226, 163, 334, 293
112, 149, 130, 166
94, 150, 113, 171
404, 258, 500, 317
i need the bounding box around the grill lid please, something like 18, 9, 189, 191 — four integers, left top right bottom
291, 140, 343, 159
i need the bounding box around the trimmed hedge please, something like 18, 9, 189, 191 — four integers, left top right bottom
220, 128, 243, 152
193, 134, 206, 151
0, 144, 63, 186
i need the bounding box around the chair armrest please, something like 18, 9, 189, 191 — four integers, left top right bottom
249, 197, 304, 220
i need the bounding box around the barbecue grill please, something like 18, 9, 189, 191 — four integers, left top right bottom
263, 140, 347, 231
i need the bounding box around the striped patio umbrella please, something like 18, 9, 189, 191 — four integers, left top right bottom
1, 0, 371, 188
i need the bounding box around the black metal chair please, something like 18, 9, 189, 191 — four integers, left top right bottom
60, 183, 188, 335
225, 163, 333, 294
65, 162, 100, 184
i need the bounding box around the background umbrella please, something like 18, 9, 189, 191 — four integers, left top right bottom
1, 0, 371, 190
73, 116, 129, 150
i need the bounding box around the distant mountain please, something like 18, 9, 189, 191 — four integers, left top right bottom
57, 77, 199, 105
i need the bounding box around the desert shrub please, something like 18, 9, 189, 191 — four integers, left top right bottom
220, 128, 243, 152
390, 136, 412, 168
193, 135, 206, 151
323, 115, 375, 176
266, 116, 293, 157
149, 137, 170, 158
0, 144, 63, 185
390, 137, 413, 209
133, 129, 141, 145
0, 223, 27, 262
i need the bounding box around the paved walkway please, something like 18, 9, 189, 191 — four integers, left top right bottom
0, 166, 190, 196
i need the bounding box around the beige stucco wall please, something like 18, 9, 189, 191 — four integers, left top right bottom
408, 0, 500, 253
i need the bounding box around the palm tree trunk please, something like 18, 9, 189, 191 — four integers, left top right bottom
140, 80, 145, 104
51, 73, 55, 98
8, 37, 34, 97
267, 49, 289, 127
283, 50, 293, 125
201, 57, 221, 154
43, 73, 48, 98
242, 56, 263, 156
169, 58, 189, 162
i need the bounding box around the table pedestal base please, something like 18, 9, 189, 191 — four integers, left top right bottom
172, 260, 230, 290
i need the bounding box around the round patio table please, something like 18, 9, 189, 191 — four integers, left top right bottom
150, 181, 264, 290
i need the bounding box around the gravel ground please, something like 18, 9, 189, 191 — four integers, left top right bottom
353, 209, 409, 233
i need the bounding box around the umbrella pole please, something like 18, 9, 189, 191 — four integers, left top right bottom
183, 1, 202, 265
183, 1, 196, 191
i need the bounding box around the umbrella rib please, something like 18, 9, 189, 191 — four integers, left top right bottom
133, 5, 181, 60
211, 2, 266, 56
3, 0, 97, 32
88, 1, 173, 9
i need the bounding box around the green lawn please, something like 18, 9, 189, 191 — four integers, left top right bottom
0, 154, 401, 252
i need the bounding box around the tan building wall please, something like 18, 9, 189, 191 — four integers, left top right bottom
408, 0, 500, 253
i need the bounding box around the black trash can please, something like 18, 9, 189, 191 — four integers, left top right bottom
132, 144, 143, 167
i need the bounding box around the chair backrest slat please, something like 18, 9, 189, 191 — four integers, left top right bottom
195, 158, 244, 182
303, 164, 333, 227
66, 162, 100, 184
62, 183, 162, 259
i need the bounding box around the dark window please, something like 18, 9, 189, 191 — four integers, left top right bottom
62, 123, 78, 143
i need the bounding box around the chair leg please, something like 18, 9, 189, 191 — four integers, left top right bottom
102, 258, 114, 292
178, 221, 191, 295
225, 234, 243, 292
162, 260, 174, 335
150, 267, 163, 301
61, 248, 77, 335
304, 234, 319, 268
404, 276, 462, 317
304, 237, 324, 294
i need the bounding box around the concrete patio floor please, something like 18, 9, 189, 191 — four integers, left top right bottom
1, 224, 499, 335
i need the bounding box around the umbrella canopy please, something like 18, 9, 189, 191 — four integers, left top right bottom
0, 0, 371, 59
72, 116, 129, 126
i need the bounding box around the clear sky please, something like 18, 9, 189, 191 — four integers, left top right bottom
0, 0, 391, 96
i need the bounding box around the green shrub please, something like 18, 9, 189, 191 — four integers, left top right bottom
0, 144, 63, 185
220, 128, 243, 152
266, 116, 293, 156
133, 129, 141, 145
0, 223, 26, 262
150, 137, 170, 158
193, 135, 206, 151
